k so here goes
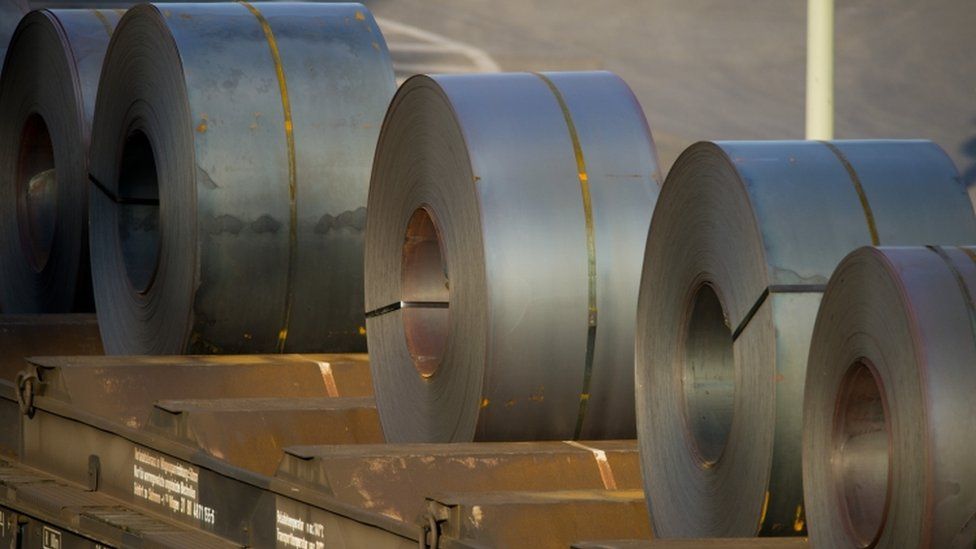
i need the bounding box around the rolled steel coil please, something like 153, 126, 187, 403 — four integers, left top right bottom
804, 245, 976, 548
0, 8, 121, 313
635, 140, 976, 537
88, 2, 394, 354
365, 72, 661, 442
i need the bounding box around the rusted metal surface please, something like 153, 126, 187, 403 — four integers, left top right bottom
9, 386, 418, 547
149, 396, 383, 475
0, 458, 237, 547
0, 352, 655, 547
28, 353, 371, 428
573, 540, 809, 548
277, 440, 640, 524
0, 314, 101, 381
429, 489, 650, 548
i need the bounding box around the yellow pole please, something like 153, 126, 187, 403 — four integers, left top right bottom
806, 0, 834, 139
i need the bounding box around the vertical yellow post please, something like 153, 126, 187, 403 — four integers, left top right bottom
806, 0, 834, 139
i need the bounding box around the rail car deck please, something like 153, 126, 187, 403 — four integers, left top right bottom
0, 315, 814, 548
0, 316, 662, 548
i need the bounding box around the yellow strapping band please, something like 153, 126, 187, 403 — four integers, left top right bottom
90, 9, 114, 38
239, 1, 298, 352
821, 141, 880, 245
534, 73, 598, 440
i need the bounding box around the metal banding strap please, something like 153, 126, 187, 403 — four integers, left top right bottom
731, 284, 828, 343
239, 0, 298, 353
533, 72, 598, 440
821, 141, 880, 246
312, 360, 340, 397
928, 245, 976, 343
89, 9, 114, 37
88, 173, 159, 206
734, 143, 880, 343
563, 440, 618, 490
365, 300, 449, 319
960, 246, 976, 269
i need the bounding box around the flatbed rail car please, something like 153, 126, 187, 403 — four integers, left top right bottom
0, 317, 652, 547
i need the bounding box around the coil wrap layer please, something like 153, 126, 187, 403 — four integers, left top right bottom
365, 72, 661, 442
0, 9, 120, 313
635, 140, 976, 537
803, 245, 976, 548
88, 2, 394, 354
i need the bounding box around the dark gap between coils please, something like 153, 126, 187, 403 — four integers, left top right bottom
731, 284, 829, 342
88, 173, 159, 206
365, 301, 449, 319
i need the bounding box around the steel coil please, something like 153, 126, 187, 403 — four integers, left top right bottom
88, 2, 394, 354
635, 140, 976, 537
365, 72, 661, 442
0, 8, 121, 313
803, 245, 976, 548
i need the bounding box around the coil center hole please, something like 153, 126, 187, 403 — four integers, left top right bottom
682, 284, 734, 466
832, 360, 890, 547
401, 207, 449, 378
117, 130, 160, 294
16, 113, 58, 273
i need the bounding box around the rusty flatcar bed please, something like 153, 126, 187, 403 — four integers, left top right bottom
0, 316, 653, 547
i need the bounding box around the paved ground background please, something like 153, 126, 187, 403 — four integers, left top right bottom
366, 0, 976, 196
11, 0, 975, 193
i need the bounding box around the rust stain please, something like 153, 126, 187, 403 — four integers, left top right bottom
793, 504, 805, 532
354, 10, 365, 20
480, 397, 490, 408
372, 41, 380, 51
358, 326, 366, 335
505, 399, 516, 407
189, 333, 221, 353
758, 490, 771, 529
196, 114, 209, 134
470, 505, 484, 528
316, 361, 339, 397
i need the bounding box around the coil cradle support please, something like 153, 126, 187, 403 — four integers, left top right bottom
365, 72, 661, 442
804, 246, 976, 549
88, 2, 395, 354
634, 140, 976, 537
0, 9, 121, 313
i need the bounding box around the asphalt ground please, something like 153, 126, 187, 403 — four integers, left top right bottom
366, 0, 976, 199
